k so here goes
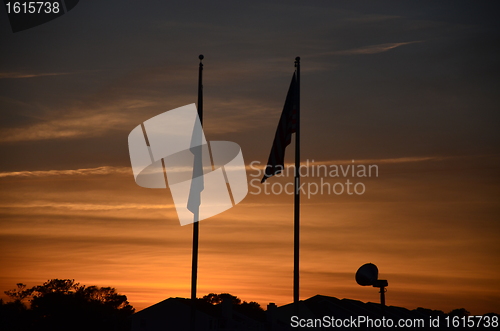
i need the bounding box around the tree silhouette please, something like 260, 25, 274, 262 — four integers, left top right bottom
201, 292, 265, 321
202, 293, 241, 305
1, 279, 134, 331
448, 308, 470, 317
3, 283, 30, 302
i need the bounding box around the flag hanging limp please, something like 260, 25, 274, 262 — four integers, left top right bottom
261, 73, 299, 183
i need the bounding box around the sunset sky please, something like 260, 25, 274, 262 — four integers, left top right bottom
1, 1, 499, 315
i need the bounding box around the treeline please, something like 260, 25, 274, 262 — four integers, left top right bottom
0, 279, 134, 331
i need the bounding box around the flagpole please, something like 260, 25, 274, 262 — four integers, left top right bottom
293, 56, 300, 306
190, 55, 203, 331
192, 54, 203, 302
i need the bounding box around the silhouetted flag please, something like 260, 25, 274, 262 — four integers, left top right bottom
187, 133, 204, 218
261, 73, 298, 183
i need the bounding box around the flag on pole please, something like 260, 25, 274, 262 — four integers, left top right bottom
261, 73, 299, 183
187, 140, 204, 219
262, 58, 301, 306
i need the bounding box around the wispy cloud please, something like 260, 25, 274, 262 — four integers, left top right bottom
311, 156, 442, 165
0, 201, 174, 211
0, 156, 446, 179
0, 114, 122, 142
0, 166, 130, 178
313, 41, 423, 57
247, 156, 446, 171
0, 98, 158, 143
0, 72, 74, 79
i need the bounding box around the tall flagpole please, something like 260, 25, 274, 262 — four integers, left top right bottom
190, 56, 203, 331
191, 54, 203, 303
294, 56, 301, 306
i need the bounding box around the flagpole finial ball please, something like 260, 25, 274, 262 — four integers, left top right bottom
295, 56, 300, 62
199, 54, 204, 60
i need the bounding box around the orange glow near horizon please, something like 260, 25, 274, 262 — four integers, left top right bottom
1, 155, 499, 315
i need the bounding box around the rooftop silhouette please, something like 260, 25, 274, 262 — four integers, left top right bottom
131, 294, 499, 331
